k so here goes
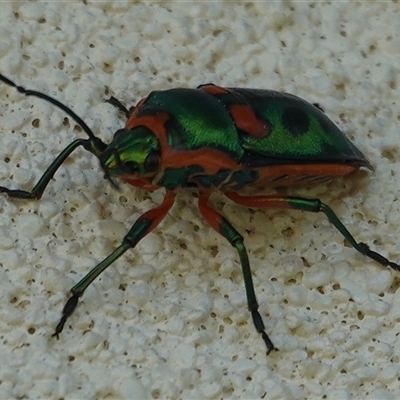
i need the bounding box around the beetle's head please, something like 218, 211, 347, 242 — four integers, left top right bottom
100, 127, 160, 180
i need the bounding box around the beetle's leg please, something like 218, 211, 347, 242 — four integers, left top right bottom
106, 96, 146, 120
198, 193, 276, 356
226, 193, 400, 271
0, 138, 104, 199
53, 191, 176, 337
104, 96, 130, 117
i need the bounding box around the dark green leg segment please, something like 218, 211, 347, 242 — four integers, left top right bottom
286, 197, 400, 271
226, 192, 400, 272
53, 191, 176, 337
198, 194, 276, 356
0, 138, 106, 199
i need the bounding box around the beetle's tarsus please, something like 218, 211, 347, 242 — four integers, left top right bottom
0, 186, 40, 199
52, 319, 65, 339
362, 244, 400, 271
105, 96, 130, 117
53, 293, 80, 337
388, 261, 400, 270
262, 332, 278, 356
252, 310, 276, 355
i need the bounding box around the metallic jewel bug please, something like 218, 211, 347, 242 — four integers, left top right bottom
0, 74, 398, 356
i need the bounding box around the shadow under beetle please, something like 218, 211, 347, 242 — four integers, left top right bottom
0, 74, 399, 356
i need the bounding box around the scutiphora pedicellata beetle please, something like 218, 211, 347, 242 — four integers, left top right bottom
0, 74, 399, 356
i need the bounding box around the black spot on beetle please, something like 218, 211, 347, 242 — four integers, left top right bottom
282, 107, 310, 136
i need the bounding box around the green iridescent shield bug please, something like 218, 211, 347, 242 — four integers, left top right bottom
0, 74, 398, 356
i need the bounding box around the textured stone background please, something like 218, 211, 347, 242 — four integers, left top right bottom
0, 2, 399, 399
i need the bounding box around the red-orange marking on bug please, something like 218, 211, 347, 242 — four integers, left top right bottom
229, 104, 271, 138
199, 84, 229, 95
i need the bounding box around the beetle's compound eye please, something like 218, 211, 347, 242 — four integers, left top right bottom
144, 150, 160, 173
123, 161, 139, 173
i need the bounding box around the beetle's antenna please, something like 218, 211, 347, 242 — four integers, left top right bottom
0, 74, 120, 189
0, 74, 98, 141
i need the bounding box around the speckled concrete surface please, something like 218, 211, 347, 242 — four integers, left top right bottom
0, 2, 400, 399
